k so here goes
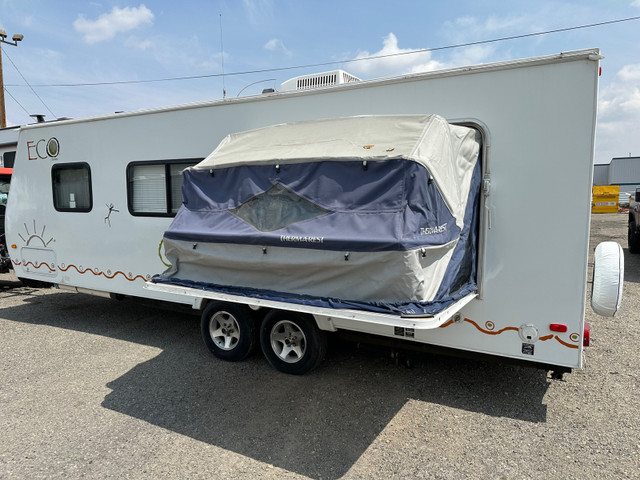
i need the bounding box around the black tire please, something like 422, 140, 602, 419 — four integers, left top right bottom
200, 302, 257, 361
628, 219, 640, 254
260, 310, 327, 375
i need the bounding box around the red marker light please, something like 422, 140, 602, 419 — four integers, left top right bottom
583, 323, 590, 347
549, 323, 567, 332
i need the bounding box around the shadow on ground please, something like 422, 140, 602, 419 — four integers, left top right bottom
1, 292, 550, 479
0, 277, 23, 291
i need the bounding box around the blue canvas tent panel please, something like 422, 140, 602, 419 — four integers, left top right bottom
165, 159, 459, 252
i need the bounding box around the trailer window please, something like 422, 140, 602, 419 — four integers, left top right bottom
170, 163, 188, 213
127, 160, 198, 216
1, 151, 16, 169
52, 163, 92, 212
130, 164, 166, 213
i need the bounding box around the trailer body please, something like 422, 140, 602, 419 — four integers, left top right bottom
6, 49, 615, 373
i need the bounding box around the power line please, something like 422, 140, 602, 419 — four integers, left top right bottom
2, 86, 32, 118
6, 15, 640, 89
2, 48, 56, 117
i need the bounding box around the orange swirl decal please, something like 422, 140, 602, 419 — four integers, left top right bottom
554, 336, 579, 349
14, 258, 149, 282
20, 260, 56, 272
440, 317, 580, 349
463, 318, 518, 335
55, 263, 149, 282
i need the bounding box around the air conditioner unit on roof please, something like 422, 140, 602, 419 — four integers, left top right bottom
279, 70, 361, 92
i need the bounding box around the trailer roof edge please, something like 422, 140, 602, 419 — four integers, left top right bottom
20, 48, 601, 131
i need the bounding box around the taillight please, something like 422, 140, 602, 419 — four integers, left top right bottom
583, 322, 590, 347
550, 323, 567, 332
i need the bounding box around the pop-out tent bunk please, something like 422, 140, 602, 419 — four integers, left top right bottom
153, 114, 482, 316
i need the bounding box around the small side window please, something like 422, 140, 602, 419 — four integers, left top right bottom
2, 151, 16, 169
52, 163, 92, 212
127, 160, 198, 216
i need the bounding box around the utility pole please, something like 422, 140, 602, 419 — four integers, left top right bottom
0, 29, 24, 128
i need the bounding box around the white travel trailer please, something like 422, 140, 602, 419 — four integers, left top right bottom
5, 49, 623, 375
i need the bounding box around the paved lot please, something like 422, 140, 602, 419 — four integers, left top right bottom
1, 213, 639, 479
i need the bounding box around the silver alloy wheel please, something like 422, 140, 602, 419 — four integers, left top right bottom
209, 311, 240, 351
270, 319, 307, 363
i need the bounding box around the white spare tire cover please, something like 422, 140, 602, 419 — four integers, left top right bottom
591, 241, 624, 317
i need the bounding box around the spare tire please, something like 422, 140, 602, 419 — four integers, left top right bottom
591, 241, 624, 317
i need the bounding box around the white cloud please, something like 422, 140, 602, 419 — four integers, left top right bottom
447, 45, 496, 67
137, 39, 153, 51
264, 38, 280, 51
347, 32, 499, 80
264, 38, 291, 56
596, 64, 640, 162
243, 0, 272, 25
442, 13, 546, 57
617, 64, 640, 82
124, 36, 153, 51
348, 33, 444, 79
445, 13, 536, 41
632, 0, 640, 7
73, 5, 154, 44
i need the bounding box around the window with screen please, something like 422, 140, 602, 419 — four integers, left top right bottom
127, 160, 198, 216
52, 163, 93, 212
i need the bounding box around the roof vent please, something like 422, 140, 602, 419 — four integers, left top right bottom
279, 70, 361, 92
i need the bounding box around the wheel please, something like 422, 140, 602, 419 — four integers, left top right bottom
200, 302, 257, 361
628, 219, 640, 254
260, 310, 327, 375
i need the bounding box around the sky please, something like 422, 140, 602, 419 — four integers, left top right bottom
1, 0, 639, 165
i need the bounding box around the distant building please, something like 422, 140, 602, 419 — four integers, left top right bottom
594, 156, 640, 204
593, 163, 609, 185
608, 156, 640, 185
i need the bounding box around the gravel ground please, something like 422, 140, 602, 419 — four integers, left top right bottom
1, 213, 638, 479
